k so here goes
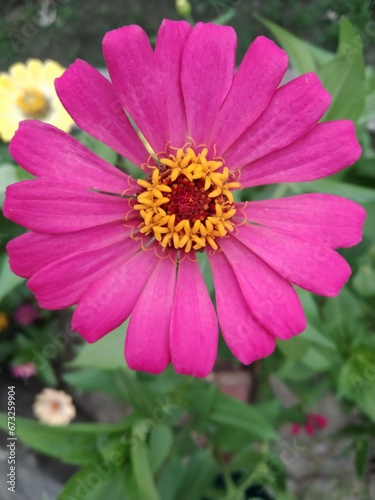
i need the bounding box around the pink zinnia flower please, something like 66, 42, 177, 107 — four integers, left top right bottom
11, 361, 37, 379
291, 413, 328, 436
14, 303, 39, 326
4, 21, 365, 377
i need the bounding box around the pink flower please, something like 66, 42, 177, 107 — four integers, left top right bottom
14, 303, 39, 326
290, 413, 329, 436
4, 21, 365, 377
11, 361, 36, 379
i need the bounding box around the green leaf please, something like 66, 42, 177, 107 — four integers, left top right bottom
358, 91, 375, 124
63, 368, 127, 400
115, 369, 161, 416
300, 346, 333, 372
148, 424, 174, 474
296, 288, 321, 328
277, 359, 317, 381
130, 430, 160, 500
339, 353, 375, 422
197, 251, 214, 296
0, 163, 19, 207
337, 17, 363, 58
37, 358, 58, 387
156, 455, 184, 500
0, 253, 24, 302
67, 325, 128, 371
352, 265, 375, 297
302, 323, 337, 350
180, 380, 217, 431
322, 288, 362, 341
209, 392, 278, 440
363, 203, 375, 242
123, 465, 143, 500
293, 179, 375, 205
354, 438, 369, 477
74, 130, 117, 165
0, 143, 13, 164
318, 56, 365, 122
254, 15, 334, 74
0, 414, 134, 465
277, 335, 309, 360
211, 8, 237, 26
58, 464, 127, 500
318, 18, 365, 122
173, 450, 218, 500
267, 454, 287, 492
230, 444, 263, 471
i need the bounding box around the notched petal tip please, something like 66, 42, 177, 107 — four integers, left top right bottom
341, 119, 362, 163
8, 119, 34, 160
102, 24, 146, 50
160, 18, 191, 30
252, 35, 288, 60
300, 71, 332, 108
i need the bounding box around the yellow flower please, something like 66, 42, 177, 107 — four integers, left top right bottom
33, 388, 76, 426
0, 311, 9, 332
0, 59, 74, 142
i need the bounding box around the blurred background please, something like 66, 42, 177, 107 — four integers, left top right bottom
1, 1, 375, 500
1, 0, 375, 68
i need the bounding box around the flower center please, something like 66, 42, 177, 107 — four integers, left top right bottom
51, 401, 62, 411
17, 88, 50, 119
134, 145, 241, 252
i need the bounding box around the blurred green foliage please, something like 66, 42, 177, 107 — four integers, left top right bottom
0, 0, 374, 70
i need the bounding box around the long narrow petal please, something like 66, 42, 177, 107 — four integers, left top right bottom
7, 222, 129, 278
235, 224, 351, 296
181, 22, 237, 146
208, 251, 275, 364
155, 20, 192, 147
55, 59, 148, 166
239, 121, 362, 187
103, 25, 168, 154
237, 194, 366, 248
9, 121, 138, 193
219, 238, 306, 340
4, 179, 134, 233
125, 251, 177, 374
224, 73, 331, 167
72, 249, 159, 342
170, 255, 218, 377
28, 237, 140, 309
210, 36, 288, 154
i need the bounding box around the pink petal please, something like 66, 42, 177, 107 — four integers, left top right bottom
219, 237, 306, 340
237, 194, 366, 248
7, 222, 129, 278
4, 179, 135, 233
170, 255, 218, 377
235, 224, 351, 296
181, 22, 237, 146
55, 59, 148, 166
210, 36, 288, 154
208, 251, 275, 364
240, 121, 362, 187
305, 423, 315, 435
9, 121, 137, 194
72, 248, 159, 342
103, 25, 168, 154
27, 236, 140, 309
224, 73, 331, 167
290, 424, 301, 435
155, 20, 192, 147
125, 251, 177, 374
